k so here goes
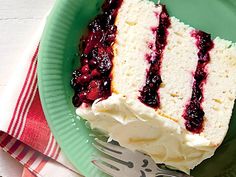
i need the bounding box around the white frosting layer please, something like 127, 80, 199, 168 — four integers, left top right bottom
76, 94, 215, 172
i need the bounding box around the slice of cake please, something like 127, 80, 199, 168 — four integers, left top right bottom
71, 0, 236, 172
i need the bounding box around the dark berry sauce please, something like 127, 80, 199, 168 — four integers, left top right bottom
139, 5, 171, 108
71, 0, 123, 107
183, 31, 214, 133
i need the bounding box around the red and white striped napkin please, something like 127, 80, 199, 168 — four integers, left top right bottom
0, 17, 83, 177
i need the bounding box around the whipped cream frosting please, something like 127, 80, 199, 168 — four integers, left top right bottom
76, 94, 216, 172
76, 94, 215, 172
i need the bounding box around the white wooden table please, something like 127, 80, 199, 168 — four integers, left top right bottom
0, 0, 54, 176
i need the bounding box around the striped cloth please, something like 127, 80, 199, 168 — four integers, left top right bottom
0, 18, 83, 177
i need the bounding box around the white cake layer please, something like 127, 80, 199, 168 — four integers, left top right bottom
76, 0, 236, 172
202, 38, 236, 145
158, 17, 198, 125
112, 0, 161, 99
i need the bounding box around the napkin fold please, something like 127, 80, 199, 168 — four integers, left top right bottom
0, 16, 83, 177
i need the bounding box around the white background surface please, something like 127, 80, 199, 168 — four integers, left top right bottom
0, 0, 54, 176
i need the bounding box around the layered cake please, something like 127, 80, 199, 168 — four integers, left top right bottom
71, 0, 236, 172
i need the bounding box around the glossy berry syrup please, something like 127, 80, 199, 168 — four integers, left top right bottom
71, 0, 123, 107
183, 31, 214, 133
139, 5, 171, 108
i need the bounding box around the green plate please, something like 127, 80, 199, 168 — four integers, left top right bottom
38, 0, 236, 176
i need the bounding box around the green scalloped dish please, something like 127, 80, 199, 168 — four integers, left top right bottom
38, 0, 236, 176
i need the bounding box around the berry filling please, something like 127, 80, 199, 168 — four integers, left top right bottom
71, 0, 123, 107
139, 5, 171, 108
183, 31, 214, 133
